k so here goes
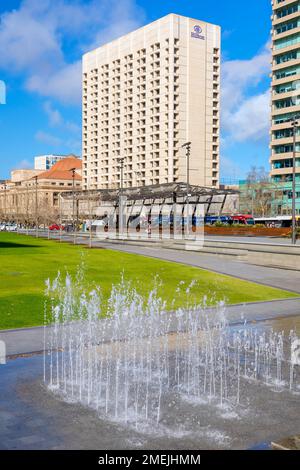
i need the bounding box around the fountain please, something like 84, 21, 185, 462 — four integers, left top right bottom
44, 273, 300, 432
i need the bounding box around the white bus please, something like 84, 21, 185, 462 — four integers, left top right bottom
254, 216, 300, 228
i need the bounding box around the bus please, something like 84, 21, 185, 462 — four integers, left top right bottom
254, 216, 300, 228
204, 215, 255, 226
204, 215, 232, 225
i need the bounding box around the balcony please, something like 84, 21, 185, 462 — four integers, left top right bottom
273, 0, 300, 12
270, 136, 298, 146
272, 41, 300, 56
272, 57, 300, 71
273, 11, 300, 27
271, 120, 298, 130
270, 167, 296, 177
272, 72, 300, 85
273, 26, 300, 42
272, 89, 300, 100
272, 103, 300, 115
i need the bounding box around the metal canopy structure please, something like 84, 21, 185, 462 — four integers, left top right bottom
60, 183, 239, 237
62, 181, 237, 205
59, 183, 239, 238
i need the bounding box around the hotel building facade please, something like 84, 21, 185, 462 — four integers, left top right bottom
271, 0, 300, 214
82, 14, 220, 190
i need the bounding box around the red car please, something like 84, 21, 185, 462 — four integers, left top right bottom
49, 224, 65, 231
231, 215, 255, 226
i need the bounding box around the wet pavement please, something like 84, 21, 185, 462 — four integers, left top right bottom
0, 316, 299, 450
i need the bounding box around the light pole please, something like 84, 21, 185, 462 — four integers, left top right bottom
291, 117, 299, 245
117, 157, 125, 239
26, 182, 29, 235
16, 189, 19, 233
70, 168, 76, 244
88, 190, 93, 248
34, 175, 38, 238
182, 142, 192, 237
4, 182, 7, 224
59, 193, 62, 243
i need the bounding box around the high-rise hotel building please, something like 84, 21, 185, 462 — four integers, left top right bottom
271, 0, 300, 187
82, 14, 220, 190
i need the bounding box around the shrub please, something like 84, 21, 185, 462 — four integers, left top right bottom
214, 222, 228, 227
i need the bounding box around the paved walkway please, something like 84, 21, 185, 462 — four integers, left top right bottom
26, 231, 300, 293
3, 231, 299, 357
90, 239, 300, 293
1, 298, 300, 356
206, 235, 300, 245
21, 229, 300, 246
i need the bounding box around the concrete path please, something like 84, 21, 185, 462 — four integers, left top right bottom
206, 235, 300, 245
23, 231, 300, 292
1, 297, 300, 356
20, 229, 300, 246
3, 231, 299, 357
89, 239, 300, 294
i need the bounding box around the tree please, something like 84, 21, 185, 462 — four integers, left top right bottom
246, 166, 269, 185
243, 166, 276, 217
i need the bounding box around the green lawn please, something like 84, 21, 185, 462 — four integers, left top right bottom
0, 232, 298, 330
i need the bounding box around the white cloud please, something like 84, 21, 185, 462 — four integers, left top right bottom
0, 0, 145, 105
43, 100, 81, 134
89, 0, 145, 50
221, 43, 271, 144
223, 90, 270, 142
0, 2, 63, 73
27, 61, 82, 105
65, 121, 81, 134
43, 101, 63, 126
35, 128, 81, 154
35, 130, 62, 147
64, 137, 82, 156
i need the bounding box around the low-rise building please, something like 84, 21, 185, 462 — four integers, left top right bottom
0, 156, 82, 225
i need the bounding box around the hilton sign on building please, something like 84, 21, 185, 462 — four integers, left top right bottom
82, 14, 220, 190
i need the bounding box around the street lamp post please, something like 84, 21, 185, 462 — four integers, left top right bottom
291, 117, 299, 245
88, 190, 93, 249
26, 182, 29, 235
117, 157, 125, 239
34, 175, 38, 238
59, 193, 62, 243
16, 189, 19, 233
4, 182, 7, 224
182, 142, 192, 237
70, 168, 76, 244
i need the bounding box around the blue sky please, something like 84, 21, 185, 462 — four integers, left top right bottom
0, 0, 272, 180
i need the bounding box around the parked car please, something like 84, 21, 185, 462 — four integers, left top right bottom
49, 224, 65, 231
5, 223, 18, 232
230, 214, 255, 225
64, 224, 74, 232
91, 220, 106, 232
